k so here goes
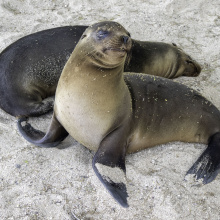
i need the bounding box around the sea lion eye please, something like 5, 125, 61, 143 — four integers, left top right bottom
97, 30, 109, 39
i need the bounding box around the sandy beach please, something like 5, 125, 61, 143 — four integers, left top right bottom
0, 0, 220, 219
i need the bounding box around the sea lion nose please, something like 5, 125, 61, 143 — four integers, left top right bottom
122, 36, 129, 44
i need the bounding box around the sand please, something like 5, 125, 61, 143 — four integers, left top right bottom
0, 0, 220, 219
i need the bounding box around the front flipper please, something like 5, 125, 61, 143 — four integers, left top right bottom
186, 132, 220, 184
17, 114, 69, 148
92, 126, 129, 208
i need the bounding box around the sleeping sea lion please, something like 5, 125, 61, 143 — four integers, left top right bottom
0, 25, 201, 117
17, 21, 216, 208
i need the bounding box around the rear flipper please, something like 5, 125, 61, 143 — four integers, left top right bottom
17, 114, 68, 148
27, 99, 54, 117
4, 98, 54, 117
186, 132, 220, 184
92, 126, 129, 208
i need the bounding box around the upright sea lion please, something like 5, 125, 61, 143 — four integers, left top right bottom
0, 25, 201, 117
17, 21, 216, 208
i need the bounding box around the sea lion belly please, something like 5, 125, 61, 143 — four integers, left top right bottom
55, 70, 131, 151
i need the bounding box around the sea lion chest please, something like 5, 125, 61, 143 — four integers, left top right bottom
54, 67, 131, 151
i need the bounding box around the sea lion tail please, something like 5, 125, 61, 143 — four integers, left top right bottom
17, 115, 68, 147
185, 132, 220, 184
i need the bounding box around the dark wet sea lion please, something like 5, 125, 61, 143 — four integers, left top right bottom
127, 40, 200, 78
17, 21, 215, 208
0, 26, 87, 117
0, 25, 201, 117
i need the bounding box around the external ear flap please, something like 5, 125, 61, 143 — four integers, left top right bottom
92, 126, 129, 208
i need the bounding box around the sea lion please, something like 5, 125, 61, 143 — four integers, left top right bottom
0, 25, 201, 117
17, 21, 217, 208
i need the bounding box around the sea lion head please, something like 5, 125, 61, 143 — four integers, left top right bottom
172, 43, 202, 77
78, 21, 132, 68
182, 54, 202, 77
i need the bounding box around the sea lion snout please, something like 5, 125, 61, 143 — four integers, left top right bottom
183, 57, 202, 77
122, 35, 130, 44
96, 30, 130, 45
119, 35, 132, 53
191, 60, 202, 76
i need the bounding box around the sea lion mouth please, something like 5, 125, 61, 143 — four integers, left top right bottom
103, 47, 128, 54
